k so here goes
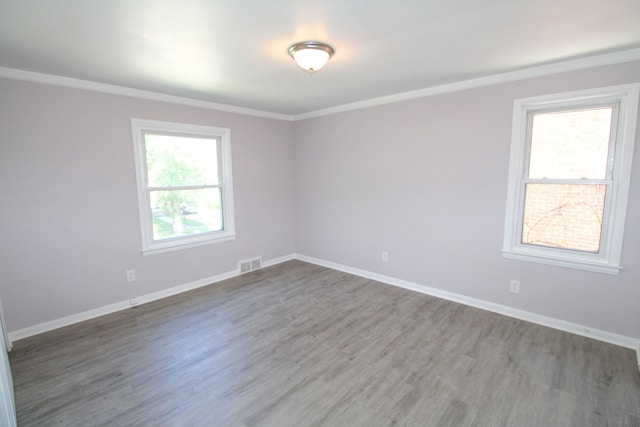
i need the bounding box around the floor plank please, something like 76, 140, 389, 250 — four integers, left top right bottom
9, 260, 640, 426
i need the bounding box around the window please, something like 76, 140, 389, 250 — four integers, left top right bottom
502, 84, 639, 274
131, 119, 235, 255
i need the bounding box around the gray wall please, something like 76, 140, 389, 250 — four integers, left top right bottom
294, 61, 640, 340
0, 79, 295, 332
1, 60, 639, 341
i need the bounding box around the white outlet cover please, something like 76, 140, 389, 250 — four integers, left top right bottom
510, 280, 520, 293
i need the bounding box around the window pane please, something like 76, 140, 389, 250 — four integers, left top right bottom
528, 108, 612, 179
150, 188, 223, 241
145, 133, 219, 187
522, 184, 606, 253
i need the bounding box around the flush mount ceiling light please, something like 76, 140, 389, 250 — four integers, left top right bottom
288, 41, 334, 73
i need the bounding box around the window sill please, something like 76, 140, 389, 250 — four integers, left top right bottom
501, 249, 621, 275
142, 233, 236, 256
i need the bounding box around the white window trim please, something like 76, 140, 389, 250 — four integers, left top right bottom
131, 118, 236, 256
502, 83, 639, 275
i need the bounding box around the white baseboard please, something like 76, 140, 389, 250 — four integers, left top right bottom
9, 300, 134, 345
261, 253, 296, 268
294, 254, 640, 351
8, 253, 296, 344
8, 251, 639, 371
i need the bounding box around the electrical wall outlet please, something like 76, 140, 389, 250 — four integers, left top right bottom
510, 279, 520, 294
381, 251, 389, 262
126, 269, 136, 282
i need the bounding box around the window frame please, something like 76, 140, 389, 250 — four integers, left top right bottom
502, 84, 639, 274
131, 118, 236, 256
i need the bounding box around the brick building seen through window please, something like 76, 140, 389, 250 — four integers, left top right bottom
522, 108, 612, 253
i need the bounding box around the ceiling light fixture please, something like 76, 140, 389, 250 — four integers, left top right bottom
288, 41, 334, 73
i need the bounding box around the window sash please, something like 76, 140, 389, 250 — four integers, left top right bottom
516, 103, 618, 256
141, 131, 222, 188
148, 187, 225, 242
516, 180, 611, 254
523, 104, 619, 181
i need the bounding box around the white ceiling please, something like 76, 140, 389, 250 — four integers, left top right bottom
1, 0, 640, 117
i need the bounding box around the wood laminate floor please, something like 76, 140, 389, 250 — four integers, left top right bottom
9, 260, 640, 426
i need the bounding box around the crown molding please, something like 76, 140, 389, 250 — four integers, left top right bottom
2, 48, 639, 122
294, 48, 640, 121
0, 67, 294, 122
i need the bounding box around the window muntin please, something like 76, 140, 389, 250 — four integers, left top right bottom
502, 84, 639, 274
132, 119, 235, 255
